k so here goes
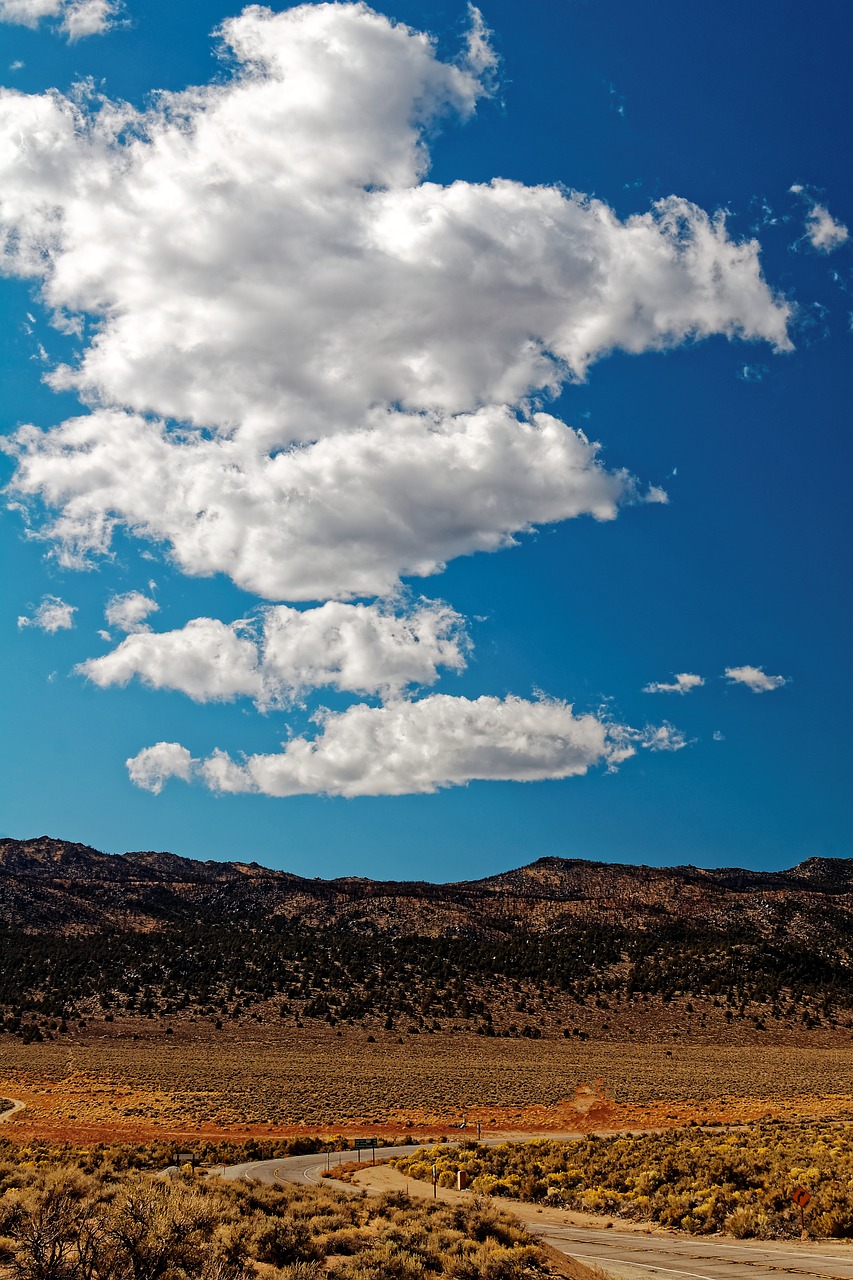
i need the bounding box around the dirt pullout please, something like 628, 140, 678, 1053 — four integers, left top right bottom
342, 1162, 666, 1239
0, 1099, 24, 1123
340, 1164, 621, 1279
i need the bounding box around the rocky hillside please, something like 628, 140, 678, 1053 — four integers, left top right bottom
2, 835, 852, 941
1, 835, 852, 1046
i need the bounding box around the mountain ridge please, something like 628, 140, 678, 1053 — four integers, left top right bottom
3, 833, 849, 885
2, 836, 853, 1045
1, 834, 851, 938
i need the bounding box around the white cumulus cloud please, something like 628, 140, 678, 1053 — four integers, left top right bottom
127, 742, 194, 795
0, 7, 789, 435
725, 665, 788, 693
104, 590, 159, 634
17, 594, 76, 632
8, 407, 649, 601
126, 695, 686, 799
0, 3, 789, 602
805, 204, 849, 253
80, 599, 468, 704
643, 672, 704, 695
1, 3, 793, 799
0, 0, 118, 39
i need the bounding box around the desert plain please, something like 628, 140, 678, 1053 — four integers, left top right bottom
3, 1025, 853, 1147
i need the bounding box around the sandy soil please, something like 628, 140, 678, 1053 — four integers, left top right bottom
341, 1161, 668, 1239
336, 1163, 622, 1279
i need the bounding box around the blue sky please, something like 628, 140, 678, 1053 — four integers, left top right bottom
1, 0, 850, 879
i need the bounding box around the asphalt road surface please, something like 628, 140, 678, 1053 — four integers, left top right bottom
217, 1148, 853, 1280
216, 1142, 428, 1187
534, 1224, 853, 1280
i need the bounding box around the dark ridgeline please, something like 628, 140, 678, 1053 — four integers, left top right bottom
2, 834, 851, 934
1, 835, 851, 1042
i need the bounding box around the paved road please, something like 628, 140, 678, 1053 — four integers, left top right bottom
216, 1133, 595, 1184
217, 1148, 853, 1280
216, 1143, 429, 1187
535, 1224, 853, 1280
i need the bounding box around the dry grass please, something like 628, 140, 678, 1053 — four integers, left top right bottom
2, 1028, 853, 1144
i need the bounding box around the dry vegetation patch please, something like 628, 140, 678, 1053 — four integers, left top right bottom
396, 1122, 853, 1239
0, 1160, 563, 1280
1, 1032, 853, 1144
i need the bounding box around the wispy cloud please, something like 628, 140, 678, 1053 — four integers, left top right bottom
17, 594, 76, 633
736, 364, 767, 383
104, 590, 159, 635
643, 672, 704, 695
790, 185, 849, 254
0, 0, 119, 40
804, 204, 849, 254
725, 665, 788, 693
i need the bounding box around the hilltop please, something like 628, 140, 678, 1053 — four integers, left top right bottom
2, 834, 851, 938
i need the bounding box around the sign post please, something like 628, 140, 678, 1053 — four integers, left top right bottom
355, 1138, 376, 1165
432, 1163, 437, 1199
791, 1186, 811, 1236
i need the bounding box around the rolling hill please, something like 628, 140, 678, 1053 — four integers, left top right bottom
1, 835, 851, 1046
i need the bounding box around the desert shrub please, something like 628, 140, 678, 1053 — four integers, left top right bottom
396, 1122, 853, 1239
252, 1217, 318, 1267
331, 1240, 430, 1280
447, 1238, 540, 1280
320, 1226, 370, 1256
0, 1161, 548, 1278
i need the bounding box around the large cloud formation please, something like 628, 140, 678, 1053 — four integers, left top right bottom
0, 3, 792, 798
10, 406, 651, 600
126, 695, 685, 798
1, 3, 788, 602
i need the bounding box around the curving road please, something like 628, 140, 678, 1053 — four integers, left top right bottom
216, 1142, 427, 1188
217, 1147, 853, 1280
0, 1099, 25, 1124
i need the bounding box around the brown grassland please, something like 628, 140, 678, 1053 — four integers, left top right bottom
2, 1027, 853, 1146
